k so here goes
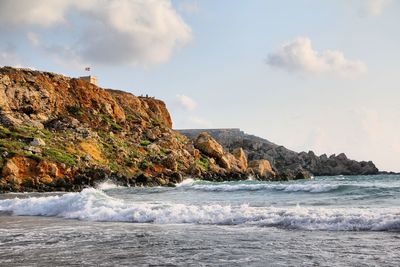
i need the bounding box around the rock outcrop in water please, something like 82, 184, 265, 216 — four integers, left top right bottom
0, 67, 258, 192
178, 129, 379, 179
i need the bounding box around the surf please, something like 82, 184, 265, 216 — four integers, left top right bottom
1, 188, 399, 231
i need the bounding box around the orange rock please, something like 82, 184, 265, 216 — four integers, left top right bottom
232, 148, 248, 170
2, 156, 38, 184
194, 132, 224, 159
79, 141, 105, 163
248, 159, 276, 179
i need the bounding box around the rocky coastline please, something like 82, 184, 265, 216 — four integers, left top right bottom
0, 67, 279, 192
179, 129, 379, 179
0, 67, 381, 192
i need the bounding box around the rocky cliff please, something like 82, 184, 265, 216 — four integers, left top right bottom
178, 129, 379, 178
0, 67, 265, 192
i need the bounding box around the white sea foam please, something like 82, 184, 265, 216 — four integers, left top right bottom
0, 188, 399, 231
190, 183, 340, 193
96, 180, 121, 190
176, 178, 195, 187
247, 175, 255, 181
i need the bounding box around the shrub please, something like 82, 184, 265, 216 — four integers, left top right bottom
140, 139, 151, 146
197, 157, 210, 171
109, 162, 119, 172
100, 114, 123, 131
139, 159, 153, 170
0, 126, 11, 138
67, 105, 84, 117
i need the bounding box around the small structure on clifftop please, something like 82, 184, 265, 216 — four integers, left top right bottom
79, 75, 98, 86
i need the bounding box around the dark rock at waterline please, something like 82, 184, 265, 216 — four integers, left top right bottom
178, 129, 379, 178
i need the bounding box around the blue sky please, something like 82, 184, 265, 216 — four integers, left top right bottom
0, 0, 399, 171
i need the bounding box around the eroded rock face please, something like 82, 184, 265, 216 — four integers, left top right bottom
192, 132, 249, 176
232, 148, 248, 170
0, 156, 74, 192
248, 160, 276, 180
194, 132, 224, 159
0, 67, 254, 192
179, 129, 380, 178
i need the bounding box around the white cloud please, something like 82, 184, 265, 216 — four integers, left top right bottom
365, 0, 391, 16
0, 0, 71, 27
266, 37, 367, 77
0, 0, 192, 67
169, 94, 212, 129
174, 94, 197, 111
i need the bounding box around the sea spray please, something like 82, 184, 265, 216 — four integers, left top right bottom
1, 188, 399, 231
96, 180, 123, 190
176, 178, 195, 187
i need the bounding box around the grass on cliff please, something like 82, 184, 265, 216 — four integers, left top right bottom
139, 159, 154, 171
44, 148, 76, 166
0, 126, 11, 138
100, 114, 123, 131
0, 125, 53, 141
109, 162, 119, 172
197, 157, 210, 171
0, 154, 4, 169
25, 152, 43, 162
67, 105, 84, 117
151, 117, 164, 127
140, 139, 151, 146
0, 126, 26, 139
0, 139, 25, 151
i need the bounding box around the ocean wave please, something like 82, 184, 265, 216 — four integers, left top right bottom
187, 182, 340, 193
178, 179, 400, 194
95, 180, 122, 190
0, 188, 399, 231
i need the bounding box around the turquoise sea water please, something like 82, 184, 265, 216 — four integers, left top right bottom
0, 175, 399, 266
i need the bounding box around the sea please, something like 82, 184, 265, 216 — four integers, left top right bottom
0, 174, 399, 266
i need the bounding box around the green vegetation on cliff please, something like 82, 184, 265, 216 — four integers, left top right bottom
0, 67, 253, 192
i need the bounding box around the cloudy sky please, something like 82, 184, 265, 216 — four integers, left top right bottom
0, 0, 399, 171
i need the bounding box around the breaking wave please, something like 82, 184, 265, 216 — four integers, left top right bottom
187, 182, 341, 193
0, 188, 399, 231
95, 180, 122, 190
177, 179, 400, 195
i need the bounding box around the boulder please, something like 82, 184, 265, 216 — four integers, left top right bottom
147, 143, 161, 154
161, 154, 178, 171
232, 147, 248, 170
294, 170, 312, 180
30, 138, 46, 146
194, 132, 224, 159
248, 159, 276, 180
188, 163, 202, 176
146, 127, 161, 141
218, 155, 231, 169
2, 158, 20, 178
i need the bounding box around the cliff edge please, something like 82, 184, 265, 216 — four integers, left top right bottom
0, 67, 261, 192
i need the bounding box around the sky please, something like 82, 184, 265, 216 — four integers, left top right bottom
0, 0, 399, 171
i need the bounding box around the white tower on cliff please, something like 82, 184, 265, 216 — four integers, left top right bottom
79, 67, 98, 86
